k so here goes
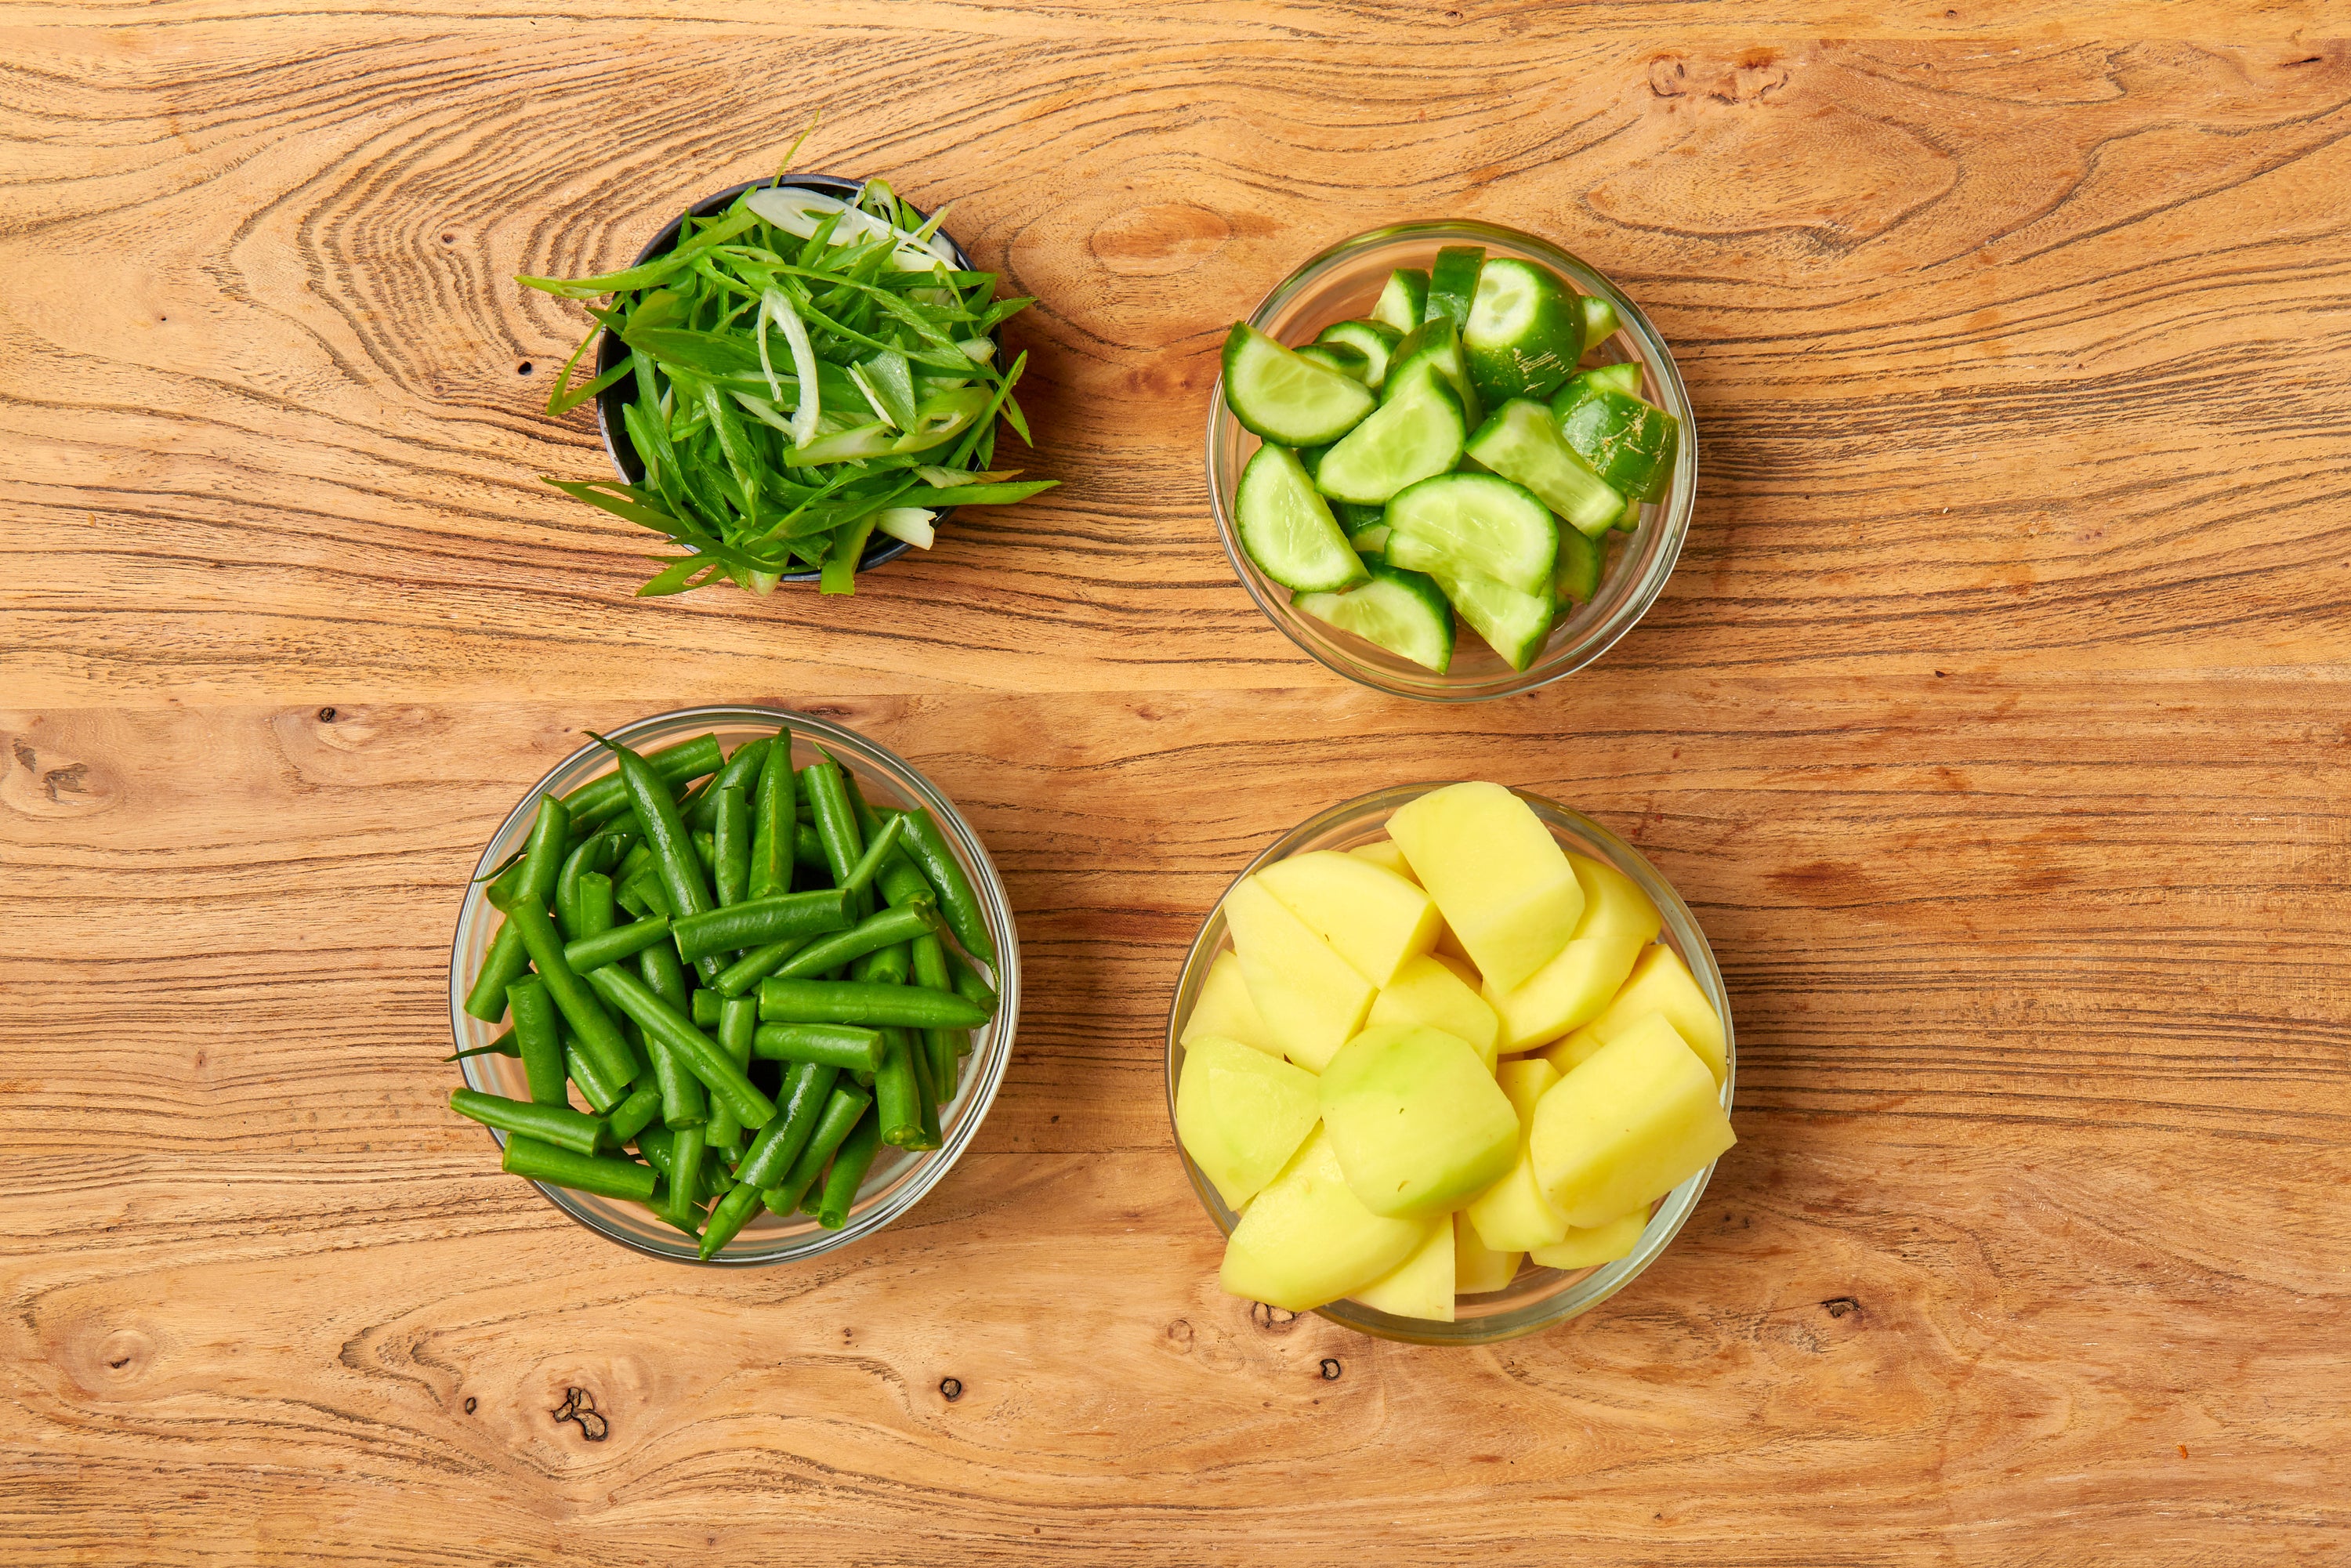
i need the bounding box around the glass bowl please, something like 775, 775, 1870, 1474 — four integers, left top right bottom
1164, 784, 1734, 1345
592, 174, 980, 583
447, 704, 1018, 1265
1204, 221, 1697, 701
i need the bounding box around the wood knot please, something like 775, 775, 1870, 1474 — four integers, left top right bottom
1648, 55, 1687, 98
317, 708, 336, 722
1249, 1302, 1300, 1333
939, 1377, 963, 1402
464, 1396, 477, 1414
1319, 1359, 1342, 1381
1821, 1296, 1863, 1319
551, 1387, 607, 1440
1165, 1318, 1194, 1351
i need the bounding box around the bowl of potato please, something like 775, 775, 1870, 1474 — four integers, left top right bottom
1164, 781, 1735, 1344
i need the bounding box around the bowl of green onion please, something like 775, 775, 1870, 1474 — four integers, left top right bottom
520, 172, 1056, 597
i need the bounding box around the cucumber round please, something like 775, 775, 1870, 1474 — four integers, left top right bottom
1372, 269, 1429, 334
1382, 471, 1558, 597
1315, 319, 1404, 391
1296, 342, 1371, 382
1434, 570, 1555, 672
1313, 371, 1468, 506
1425, 245, 1485, 329
1293, 557, 1456, 674
1465, 258, 1582, 404
1234, 444, 1371, 593
1223, 322, 1376, 447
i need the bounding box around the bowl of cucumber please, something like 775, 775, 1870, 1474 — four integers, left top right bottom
1207, 222, 1695, 701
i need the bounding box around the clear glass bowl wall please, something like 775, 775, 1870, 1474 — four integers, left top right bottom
1205, 220, 1697, 702
447, 706, 1019, 1266
1164, 784, 1733, 1345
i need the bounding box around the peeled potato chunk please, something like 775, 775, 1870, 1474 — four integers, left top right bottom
1353, 1213, 1456, 1321
1530, 1012, 1735, 1228
1220, 1125, 1430, 1311
1530, 1208, 1648, 1270
1181, 950, 1284, 1057
1465, 1057, 1571, 1251
1551, 944, 1727, 1085
1175, 1033, 1322, 1210
1320, 1023, 1519, 1218
1454, 1211, 1523, 1295
1348, 838, 1420, 886
1388, 782, 1584, 995
1223, 876, 1374, 1072
1368, 953, 1502, 1067
1485, 853, 1663, 1054
1258, 849, 1443, 988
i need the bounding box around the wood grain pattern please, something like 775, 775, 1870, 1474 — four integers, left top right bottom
3, 5, 2347, 1563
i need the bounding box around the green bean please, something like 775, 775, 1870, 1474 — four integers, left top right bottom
560, 912, 672, 972
838, 813, 907, 899
584, 965, 777, 1130
449, 1087, 605, 1157
685, 737, 773, 832
769, 904, 936, 983
712, 785, 751, 910
669, 889, 856, 965
513, 795, 574, 907
647, 1035, 708, 1128
615, 838, 654, 889
698, 1180, 766, 1258
795, 822, 829, 868
710, 994, 757, 1150
508, 976, 569, 1107
814, 1111, 884, 1229
875, 856, 934, 912
910, 932, 951, 993
851, 940, 911, 987
503, 1136, 657, 1201
801, 758, 864, 885
606, 1081, 664, 1144
621, 869, 672, 918
462, 922, 531, 1023
925, 1028, 965, 1104
752, 1023, 884, 1073
907, 1027, 944, 1150
748, 730, 797, 902
946, 947, 1001, 1018
447, 1027, 519, 1062
636, 1125, 726, 1204
895, 807, 994, 966
757, 978, 993, 1030
566, 1041, 632, 1114
563, 732, 721, 824
712, 935, 813, 998
662, 1125, 707, 1233
489, 892, 639, 1088
575, 871, 615, 942
736, 1062, 840, 1190
691, 988, 721, 1029
590, 731, 724, 984
875, 1030, 922, 1148
639, 922, 692, 1009
769, 1084, 873, 1214
556, 827, 633, 938
693, 830, 716, 878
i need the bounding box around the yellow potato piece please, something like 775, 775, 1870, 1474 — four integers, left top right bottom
1175, 1033, 1323, 1210
1484, 853, 1664, 1054
1258, 849, 1442, 988
1347, 838, 1419, 885
1530, 1208, 1649, 1270
1181, 950, 1283, 1056
1552, 945, 1727, 1085
1222, 876, 1375, 1072
1220, 1126, 1428, 1312
1319, 1024, 1518, 1218
1353, 1215, 1454, 1321
1388, 782, 1584, 995
1368, 953, 1502, 1067
1530, 1013, 1735, 1228
1454, 1212, 1523, 1295
1463, 1059, 1571, 1251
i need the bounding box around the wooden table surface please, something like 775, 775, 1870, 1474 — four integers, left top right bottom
5, 3, 2347, 1563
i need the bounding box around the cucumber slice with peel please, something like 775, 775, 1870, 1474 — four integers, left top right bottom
1553, 521, 1603, 608
1373, 270, 1429, 333
1315, 320, 1404, 391
1463, 399, 1625, 539
1433, 569, 1555, 672
1383, 317, 1481, 428
1579, 294, 1621, 355
1234, 444, 1370, 593
1383, 471, 1558, 598
1558, 389, 1681, 503
1465, 258, 1583, 404
1293, 556, 1456, 673
1347, 523, 1392, 553
1425, 246, 1485, 329
1297, 342, 1371, 382
1223, 323, 1376, 447
1314, 371, 1468, 506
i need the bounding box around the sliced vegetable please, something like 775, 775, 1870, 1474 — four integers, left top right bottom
1383, 472, 1559, 597
1222, 322, 1377, 447
1314, 320, 1403, 391
1233, 444, 1369, 593
1292, 556, 1457, 673
1462, 399, 1625, 539
1556, 390, 1681, 503
1312, 371, 1468, 507
1554, 522, 1603, 609
1373, 268, 1429, 333
1431, 570, 1556, 672
1295, 342, 1371, 382
1425, 246, 1485, 330
1463, 258, 1583, 404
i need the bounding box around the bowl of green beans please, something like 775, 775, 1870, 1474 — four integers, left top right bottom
446, 704, 1018, 1266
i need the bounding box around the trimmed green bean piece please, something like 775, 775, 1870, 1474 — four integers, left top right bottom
450, 1087, 605, 1157
513, 795, 574, 907
906, 1027, 944, 1150
566, 1041, 632, 1114
575, 871, 615, 944
801, 759, 864, 885
710, 994, 757, 1150
690, 989, 720, 1028
893, 807, 994, 966
590, 730, 725, 985
875, 856, 934, 912
770, 1084, 874, 1215
814, 1111, 885, 1229
490, 892, 639, 1088
663, 1125, 707, 1233
606, 1081, 664, 1144
621, 868, 672, 918
925, 1027, 964, 1104
712, 785, 751, 910
636, 1125, 726, 1203
670, 889, 856, 965
874, 1030, 922, 1148
910, 932, 951, 994
556, 827, 633, 939
837, 813, 907, 900
448, 1027, 519, 1062
795, 822, 828, 869
712, 935, 812, 998
684, 737, 773, 831
757, 979, 994, 1030
615, 838, 654, 889
583, 965, 777, 1129
563, 733, 721, 825
462, 921, 531, 1023
748, 731, 797, 902
639, 922, 692, 1010
946, 947, 1001, 1017
852, 940, 911, 987
752, 1023, 885, 1073
698, 1180, 764, 1258
503, 1136, 657, 1201
735, 1062, 839, 1190
647, 1036, 708, 1129
560, 913, 672, 972
508, 976, 569, 1107
770, 904, 936, 983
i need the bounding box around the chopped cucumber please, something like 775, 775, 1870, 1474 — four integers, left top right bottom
1462, 399, 1625, 539
1433, 569, 1555, 672
1383, 471, 1557, 596
1425, 246, 1485, 330
1330, 498, 1384, 532
1347, 523, 1391, 553
1553, 521, 1602, 609
1314, 370, 1468, 506
1579, 294, 1621, 355
1373, 269, 1429, 333
1613, 494, 1643, 533
1297, 342, 1371, 382
1293, 556, 1456, 673
1299, 442, 1331, 478
1316, 320, 1404, 391
1384, 317, 1482, 428
1549, 362, 1643, 425
1557, 389, 1680, 503
1464, 258, 1583, 404
1588, 361, 1645, 397
1234, 444, 1370, 593
1223, 322, 1376, 447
